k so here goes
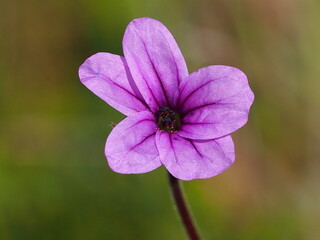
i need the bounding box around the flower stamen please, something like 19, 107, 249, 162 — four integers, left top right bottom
157, 107, 181, 132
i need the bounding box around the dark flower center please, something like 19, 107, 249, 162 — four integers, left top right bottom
156, 107, 181, 133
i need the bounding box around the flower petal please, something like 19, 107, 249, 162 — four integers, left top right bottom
123, 17, 188, 111
105, 111, 161, 174
177, 65, 254, 139
156, 132, 235, 180
79, 52, 149, 116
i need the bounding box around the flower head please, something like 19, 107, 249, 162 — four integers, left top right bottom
79, 17, 254, 180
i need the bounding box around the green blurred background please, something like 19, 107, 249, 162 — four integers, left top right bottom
1, 0, 319, 239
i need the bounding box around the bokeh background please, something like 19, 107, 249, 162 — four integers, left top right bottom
1, 0, 320, 239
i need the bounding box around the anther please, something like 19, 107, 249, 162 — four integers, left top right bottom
156, 107, 181, 133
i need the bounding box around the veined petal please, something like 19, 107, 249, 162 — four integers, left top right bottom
123, 17, 188, 111
156, 132, 235, 181
79, 52, 149, 116
177, 66, 254, 139
105, 111, 161, 174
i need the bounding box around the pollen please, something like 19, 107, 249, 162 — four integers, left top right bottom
156, 107, 181, 132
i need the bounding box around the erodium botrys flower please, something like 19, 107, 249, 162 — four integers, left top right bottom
79, 17, 254, 180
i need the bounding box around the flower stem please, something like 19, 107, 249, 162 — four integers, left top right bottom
168, 172, 201, 240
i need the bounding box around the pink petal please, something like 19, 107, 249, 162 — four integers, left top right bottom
156, 132, 235, 180
79, 52, 149, 116
177, 65, 254, 139
105, 111, 161, 174
123, 17, 188, 111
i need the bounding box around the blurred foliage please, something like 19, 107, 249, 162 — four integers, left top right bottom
1, 0, 320, 239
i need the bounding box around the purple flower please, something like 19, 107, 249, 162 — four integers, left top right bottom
79, 17, 254, 180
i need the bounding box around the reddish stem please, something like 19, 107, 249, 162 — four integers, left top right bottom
168, 172, 201, 240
